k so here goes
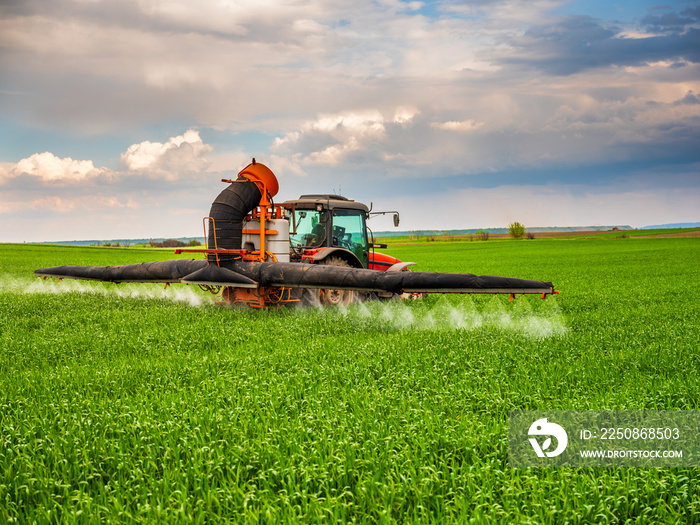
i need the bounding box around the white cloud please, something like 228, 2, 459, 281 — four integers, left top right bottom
0, 129, 216, 186
120, 129, 213, 179
431, 119, 484, 132
272, 111, 385, 166
393, 107, 420, 124
1, 152, 105, 182
615, 30, 661, 40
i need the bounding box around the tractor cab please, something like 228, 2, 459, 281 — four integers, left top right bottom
281, 195, 371, 267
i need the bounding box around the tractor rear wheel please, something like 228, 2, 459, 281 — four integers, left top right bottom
318, 256, 356, 307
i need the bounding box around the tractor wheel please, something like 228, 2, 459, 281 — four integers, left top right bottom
318, 256, 356, 307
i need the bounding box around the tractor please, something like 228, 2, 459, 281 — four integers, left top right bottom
36, 160, 558, 308
278, 194, 411, 306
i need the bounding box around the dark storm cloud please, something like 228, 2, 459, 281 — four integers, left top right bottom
642, 5, 700, 29
674, 90, 700, 105
499, 13, 700, 75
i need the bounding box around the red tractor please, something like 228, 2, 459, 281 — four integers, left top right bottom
279, 193, 412, 306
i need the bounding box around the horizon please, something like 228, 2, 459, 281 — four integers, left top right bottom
20, 222, 700, 246
1, 0, 699, 243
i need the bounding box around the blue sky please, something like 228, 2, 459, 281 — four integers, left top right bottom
1, 0, 698, 242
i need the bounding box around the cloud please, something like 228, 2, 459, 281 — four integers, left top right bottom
0, 1, 699, 241
120, 129, 213, 179
641, 6, 700, 30
431, 119, 484, 132
674, 90, 700, 105
498, 14, 700, 75
267, 85, 700, 182
2, 0, 696, 141
271, 109, 419, 169
0, 152, 106, 182
0, 130, 216, 186
0, 0, 558, 134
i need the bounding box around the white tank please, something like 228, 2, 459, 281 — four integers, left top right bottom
242, 218, 290, 262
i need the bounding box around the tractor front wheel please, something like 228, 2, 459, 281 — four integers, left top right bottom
318, 256, 356, 307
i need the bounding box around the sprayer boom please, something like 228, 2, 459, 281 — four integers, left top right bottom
35, 259, 555, 297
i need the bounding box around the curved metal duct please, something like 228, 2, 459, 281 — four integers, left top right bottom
206, 161, 279, 263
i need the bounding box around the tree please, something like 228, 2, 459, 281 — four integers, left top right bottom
162, 239, 187, 248
508, 222, 526, 239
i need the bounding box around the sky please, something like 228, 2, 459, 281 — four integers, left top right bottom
1, 0, 699, 242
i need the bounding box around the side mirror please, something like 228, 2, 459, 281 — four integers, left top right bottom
393, 213, 400, 227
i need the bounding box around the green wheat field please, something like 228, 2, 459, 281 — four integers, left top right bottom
1, 237, 699, 523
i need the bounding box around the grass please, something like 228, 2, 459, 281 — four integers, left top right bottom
1, 237, 699, 523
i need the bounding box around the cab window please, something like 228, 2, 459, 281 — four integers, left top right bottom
332, 209, 368, 263
289, 210, 326, 248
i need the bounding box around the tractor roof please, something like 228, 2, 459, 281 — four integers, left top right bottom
280, 195, 370, 213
